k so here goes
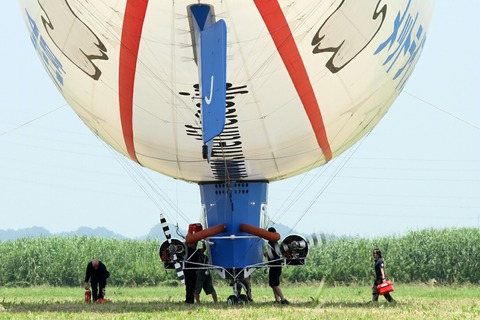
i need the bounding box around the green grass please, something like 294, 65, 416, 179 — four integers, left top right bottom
1, 284, 479, 319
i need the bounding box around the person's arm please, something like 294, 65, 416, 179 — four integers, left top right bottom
84, 264, 91, 289
100, 262, 110, 279
380, 267, 386, 281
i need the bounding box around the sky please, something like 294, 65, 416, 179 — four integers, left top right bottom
1, 1, 479, 239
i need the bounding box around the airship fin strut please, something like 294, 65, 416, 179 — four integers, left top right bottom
189, 5, 227, 162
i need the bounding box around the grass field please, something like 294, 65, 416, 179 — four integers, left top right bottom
0, 283, 479, 319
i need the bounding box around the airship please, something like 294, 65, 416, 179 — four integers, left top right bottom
19, 0, 434, 303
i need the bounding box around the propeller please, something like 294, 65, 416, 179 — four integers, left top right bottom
160, 214, 185, 284
280, 234, 309, 265
309, 232, 328, 247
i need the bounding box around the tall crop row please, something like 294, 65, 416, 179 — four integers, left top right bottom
0, 237, 175, 287
385, 228, 480, 283
0, 228, 478, 286
284, 227, 480, 285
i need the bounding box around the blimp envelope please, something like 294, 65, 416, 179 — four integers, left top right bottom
18, 0, 435, 183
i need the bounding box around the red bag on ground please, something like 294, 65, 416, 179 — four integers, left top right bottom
377, 280, 394, 295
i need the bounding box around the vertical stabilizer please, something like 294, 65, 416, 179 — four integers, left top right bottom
189, 5, 227, 161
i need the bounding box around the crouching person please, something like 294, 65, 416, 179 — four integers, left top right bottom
84, 258, 110, 302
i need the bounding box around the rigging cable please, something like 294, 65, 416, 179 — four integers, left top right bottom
288, 136, 367, 233
271, 133, 368, 234
272, 86, 480, 233
94, 135, 192, 227
403, 91, 480, 130
0, 104, 67, 138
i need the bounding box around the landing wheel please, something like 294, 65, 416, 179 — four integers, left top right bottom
238, 294, 248, 304
227, 295, 238, 305
227, 294, 249, 305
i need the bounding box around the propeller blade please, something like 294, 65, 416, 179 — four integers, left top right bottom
311, 233, 319, 246
159, 214, 185, 284
160, 214, 171, 241
174, 261, 185, 284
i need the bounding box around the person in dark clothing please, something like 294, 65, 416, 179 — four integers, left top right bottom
240, 275, 253, 302
184, 241, 204, 304
194, 252, 218, 303
266, 227, 289, 304
372, 248, 395, 303
84, 258, 110, 301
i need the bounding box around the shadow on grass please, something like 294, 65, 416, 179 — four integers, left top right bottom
2, 299, 398, 313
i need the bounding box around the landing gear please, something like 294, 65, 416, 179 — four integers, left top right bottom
226, 279, 250, 305
238, 294, 248, 304
227, 293, 248, 305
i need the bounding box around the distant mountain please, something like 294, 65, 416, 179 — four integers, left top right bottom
143, 223, 187, 241
0, 226, 52, 241
0, 223, 322, 242
57, 227, 126, 239
0, 224, 186, 242
0, 226, 126, 241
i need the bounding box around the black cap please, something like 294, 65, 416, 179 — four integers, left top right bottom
268, 227, 276, 233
